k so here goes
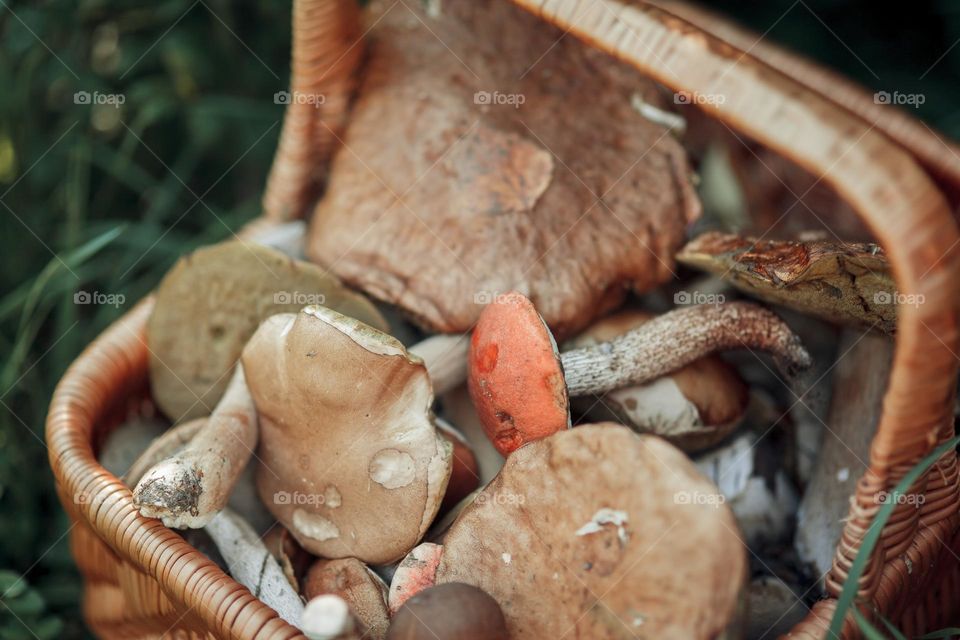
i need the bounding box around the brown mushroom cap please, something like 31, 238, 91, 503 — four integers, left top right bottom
304, 557, 390, 640
678, 231, 895, 332
386, 583, 508, 640
566, 310, 748, 451
148, 240, 386, 421
435, 424, 746, 639
241, 307, 452, 564
307, 0, 699, 338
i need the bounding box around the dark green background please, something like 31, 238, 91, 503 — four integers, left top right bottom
1, 0, 957, 637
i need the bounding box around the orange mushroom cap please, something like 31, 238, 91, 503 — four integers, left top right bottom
467, 292, 569, 455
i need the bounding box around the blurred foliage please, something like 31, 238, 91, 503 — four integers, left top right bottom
0, 0, 958, 637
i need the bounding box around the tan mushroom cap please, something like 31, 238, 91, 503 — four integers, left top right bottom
148, 240, 387, 421
307, 0, 699, 338
241, 307, 452, 565
304, 557, 390, 640
435, 424, 746, 639
566, 310, 748, 451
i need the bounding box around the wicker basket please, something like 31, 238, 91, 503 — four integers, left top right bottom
47, 1, 960, 638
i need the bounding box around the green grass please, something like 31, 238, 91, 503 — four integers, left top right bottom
2, 0, 960, 637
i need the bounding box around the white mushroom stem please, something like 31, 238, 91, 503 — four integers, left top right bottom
204, 509, 304, 629
302, 594, 357, 640
133, 366, 258, 528
124, 418, 205, 487
560, 302, 811, 397
408, 333, 469, 396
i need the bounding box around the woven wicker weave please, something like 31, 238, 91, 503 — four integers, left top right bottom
47, 1, 960, 638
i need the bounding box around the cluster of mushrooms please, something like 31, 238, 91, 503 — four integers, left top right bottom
97, 0, 909, 638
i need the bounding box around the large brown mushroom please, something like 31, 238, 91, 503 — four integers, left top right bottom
433, 424, 747, 638
148, 240, 386, 421
307, 0, 700, 338
241, 306, 453, 564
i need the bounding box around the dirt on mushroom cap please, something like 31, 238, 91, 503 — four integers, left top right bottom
307, 0, 699, 339
147, 240, 387, 422
241, 308, 452, 565
435, 424, 746, 639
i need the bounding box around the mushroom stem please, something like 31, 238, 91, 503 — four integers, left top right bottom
302, 594, 359, 640
204, 509, 304, 628
560, 302, 811, 397
408, 334, 469, 396
124, 418, 205, 487
133, 365, 258, 528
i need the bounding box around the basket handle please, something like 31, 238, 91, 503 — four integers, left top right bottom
504, 0, 960, 634
261, 0, 363, 221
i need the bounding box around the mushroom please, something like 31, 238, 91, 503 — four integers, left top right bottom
433, 424, 746, 638
678, 231, 895, 333
386, 583, 508, 640
302, 594, 359, 640
307, 0, 700, 339
134, 366, 257, 528
796, 330, 890, 578
241, 306, 453, 564
468, 291, 810, 455
304, 557, 390, 640
565, 309, 748, 451
437, 385, 505, 484
148, 239, 387, 422
98, 416, 168, 477
123, 418, 205, 487
204, 509, 304, 628
388, 542, 443, 615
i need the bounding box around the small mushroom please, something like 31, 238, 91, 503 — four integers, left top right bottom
677, 231, 895, 333
469, 292, 811, 455
565, 310, 748, 451
242, 306, 453, 564
307, 0, 700, 339
434, 424, 746, 638
134, 366, 257, 528
388, 542, 443, 615
386, 583, 508, 640
304, 557, 390, 640
302, 594, 359, 640
148, 240, 387, 422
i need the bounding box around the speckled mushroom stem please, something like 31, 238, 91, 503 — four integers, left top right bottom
133, 365, 258, 528
560, 302, 811, 397
262, 0, 363, 220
